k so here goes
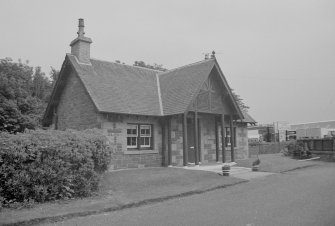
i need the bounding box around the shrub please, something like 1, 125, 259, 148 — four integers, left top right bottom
0, 129, 112, 206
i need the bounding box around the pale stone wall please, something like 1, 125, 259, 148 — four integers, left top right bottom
199, 117, 249, 163
170, 116, 184, 166
235, 125, 249, 159
98, 114, 248, 170
200, 116, 217, 163
100, 115, 163, 170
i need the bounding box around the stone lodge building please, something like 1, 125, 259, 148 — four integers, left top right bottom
43, 19, 256, 170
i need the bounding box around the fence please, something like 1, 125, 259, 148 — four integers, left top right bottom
298, 138, 335, 161
248, 141, 294, 157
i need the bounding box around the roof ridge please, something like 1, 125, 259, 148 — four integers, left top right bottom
90, 57, 163, 73
155, 74, 163, 115
158, 58, 214, 77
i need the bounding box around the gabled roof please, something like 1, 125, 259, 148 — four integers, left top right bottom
68, 54, 162, 116
159, 59, 216, 115
44, 54, 248, 125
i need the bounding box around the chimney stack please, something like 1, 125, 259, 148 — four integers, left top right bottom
70, 19, 92, 64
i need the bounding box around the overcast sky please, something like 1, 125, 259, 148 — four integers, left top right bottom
1, 0, 334, 124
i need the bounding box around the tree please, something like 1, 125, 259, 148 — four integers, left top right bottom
133, 61, 167, 72
50, 67, 60, 86
231, 89, 249, 112
0, 58, 53, 133
32, 66, 52, 100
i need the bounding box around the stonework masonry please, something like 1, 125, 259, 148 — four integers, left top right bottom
71, 42, 91, 64
200, 116, 217, 163
167, 115, 249, 166
200, 116, 248, 164
235, 125, 249, 159
101, 115, 163, 170
56, 71, 99, 130
170, 116, 184, 166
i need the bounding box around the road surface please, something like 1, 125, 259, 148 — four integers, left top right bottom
46, 163, 335, 226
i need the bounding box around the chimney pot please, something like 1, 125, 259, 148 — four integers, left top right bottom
79, 18, 84, 27
77, 18, 85, 37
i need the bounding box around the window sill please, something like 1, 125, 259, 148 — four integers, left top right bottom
124, 150, 159, 155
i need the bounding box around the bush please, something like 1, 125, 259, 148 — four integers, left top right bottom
0, 129, 112, 206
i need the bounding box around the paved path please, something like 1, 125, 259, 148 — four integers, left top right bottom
183, 164, 275, 180
45, 162, 335, 226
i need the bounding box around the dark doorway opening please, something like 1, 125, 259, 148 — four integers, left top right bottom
187, 118, 201, 164
187, 118, 195, 163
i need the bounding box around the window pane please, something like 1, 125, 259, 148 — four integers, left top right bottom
127, 125, 138, 135
225, 127, 231, 147
131, 137, 137, 145
127, 137, 137, 147
226, 127, 230, 136
140, 125, 151, 136
140, 137, 150, 147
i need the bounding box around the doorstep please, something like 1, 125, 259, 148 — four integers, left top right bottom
181, 163, 275, 180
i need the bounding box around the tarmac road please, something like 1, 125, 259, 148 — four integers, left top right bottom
47, 162, 335, 226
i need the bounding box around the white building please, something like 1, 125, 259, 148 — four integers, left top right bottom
290, 120, 335, 139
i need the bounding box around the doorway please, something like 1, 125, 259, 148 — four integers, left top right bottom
187, 118, 195, 163
187, 118, 201, 163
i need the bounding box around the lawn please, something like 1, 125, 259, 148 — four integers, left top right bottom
236, 153, 322, 173
0, 167, 244, 225
98, 167, 244, 203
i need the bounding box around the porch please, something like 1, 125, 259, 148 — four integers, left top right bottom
161, 112, 249, 167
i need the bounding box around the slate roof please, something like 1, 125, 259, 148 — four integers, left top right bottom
159, 59, 215, 115
241, 111, 257, 124
68, 55, 161, 115
45, 54, 248, 121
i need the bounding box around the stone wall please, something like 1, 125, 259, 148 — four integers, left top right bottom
170, 116, 184, 166
101, 115, 163, 170
235, 125, 249, 159
200, 116, 217, 163
200, 117, 249, 163
56, 71, 99, 130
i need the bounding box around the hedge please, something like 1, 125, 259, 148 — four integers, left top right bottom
0, 129, 112, 206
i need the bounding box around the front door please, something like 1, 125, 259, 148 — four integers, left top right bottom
187, 118, 195, 163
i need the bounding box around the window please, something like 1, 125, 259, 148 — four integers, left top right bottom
218, 126, 237, 148
140, 125, 151, 148
127, 124, 138, 148
225, 127, 237, 147
127, 124, 153, 149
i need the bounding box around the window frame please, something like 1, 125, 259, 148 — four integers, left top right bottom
218, 126, 237, 148
126, 124, 138, 148
127, 123, 153, 150
225, 127, 237, 147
